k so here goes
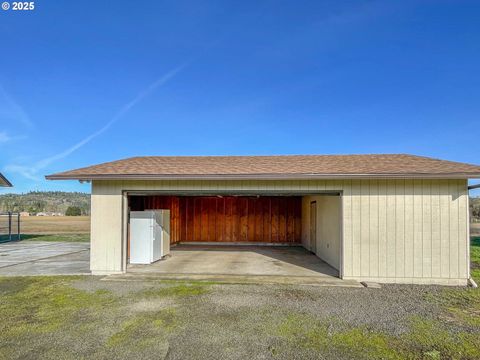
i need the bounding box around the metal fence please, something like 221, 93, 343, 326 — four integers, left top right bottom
0, 212, 21, 243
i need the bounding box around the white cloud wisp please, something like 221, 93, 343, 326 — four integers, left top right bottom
4, 65, 185, 181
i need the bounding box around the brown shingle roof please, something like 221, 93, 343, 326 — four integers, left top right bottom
45, 154, 480, 180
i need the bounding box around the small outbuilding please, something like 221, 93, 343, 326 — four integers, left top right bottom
46, 154, 480, 285
0, 173, 12, 187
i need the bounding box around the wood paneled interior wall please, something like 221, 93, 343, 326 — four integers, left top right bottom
129, 195, 302, 244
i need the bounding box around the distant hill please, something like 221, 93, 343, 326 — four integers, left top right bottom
0, 191, 90, 215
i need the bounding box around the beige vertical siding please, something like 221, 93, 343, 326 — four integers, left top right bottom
340, 179, 469, 285
90, 181, 124, 274
90, 178, 470, 284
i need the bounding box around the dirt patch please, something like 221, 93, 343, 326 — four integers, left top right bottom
127, 299, 175, 313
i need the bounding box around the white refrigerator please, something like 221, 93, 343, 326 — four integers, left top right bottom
129, 210, 170, 264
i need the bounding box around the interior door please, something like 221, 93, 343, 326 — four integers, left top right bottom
161, 210, 170, 256
310, 201, 317, 253
152, 211, 163, 262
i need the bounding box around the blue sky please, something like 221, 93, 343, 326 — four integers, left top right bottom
1, 0, 479, 195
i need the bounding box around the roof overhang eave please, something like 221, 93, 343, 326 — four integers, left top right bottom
45, 173, 480, 181
0, 173, 13, 187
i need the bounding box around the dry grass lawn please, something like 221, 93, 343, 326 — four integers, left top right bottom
20, 216, 90, 234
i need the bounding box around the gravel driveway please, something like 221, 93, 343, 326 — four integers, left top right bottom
1, 275, 478, 359
70, 277, 474, 360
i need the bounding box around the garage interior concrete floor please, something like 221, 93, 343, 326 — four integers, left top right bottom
122, 245, 361, 287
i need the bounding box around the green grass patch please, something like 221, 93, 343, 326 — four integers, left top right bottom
274, 313, 402, 360
429, 285, 480, 327
0, 276, 115, 338
0, 276, 188, 358
107, 308, 178, 348
273, 312, 480, 360
0, 234, 22, 243
421, 237, 480, 328
471, 237, 480, 282
18, 233, 90, 242
404, 317, 480, 359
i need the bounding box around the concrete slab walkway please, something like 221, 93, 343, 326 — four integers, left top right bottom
0, 241, 90, 276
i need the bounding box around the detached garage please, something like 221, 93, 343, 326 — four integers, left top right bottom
46, 154, 480, 285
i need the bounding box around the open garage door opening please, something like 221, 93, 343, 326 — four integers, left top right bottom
126, 194, 343, 278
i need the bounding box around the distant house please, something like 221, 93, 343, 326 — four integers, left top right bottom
19, 212, 30, 217
0, 173, 12, 187
36, 212, 64, 217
